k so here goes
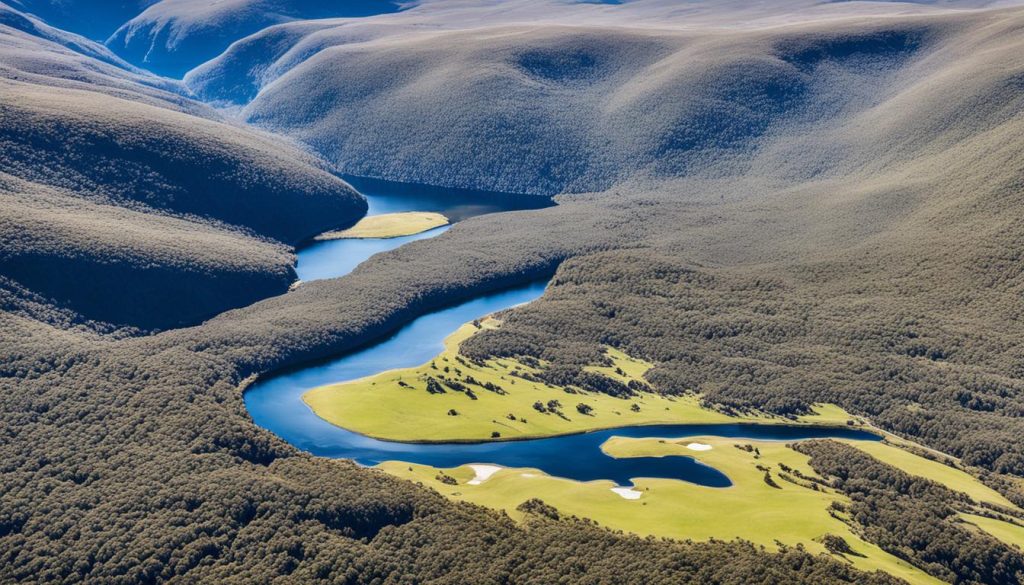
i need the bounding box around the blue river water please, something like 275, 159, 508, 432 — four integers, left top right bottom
297, 226, 450, 281
296, 176, 552, 281
248, 181, 880, 488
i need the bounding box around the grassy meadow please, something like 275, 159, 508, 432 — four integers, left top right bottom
315, 211, 448, 240
380, 435, 947, 585
380, 434, 1024, 584
303, 318, 859, 442
307, 317, 1024, 584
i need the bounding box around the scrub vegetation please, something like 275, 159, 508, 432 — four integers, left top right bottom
0, 18, 365, 329
304, 318, 855, 441
3, 1, 1024, 583
384, 433, 1024, 584
106, 0, 407, 78
796, 441, 1024, 585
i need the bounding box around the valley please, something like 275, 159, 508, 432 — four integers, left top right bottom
3, 1, 1024, 583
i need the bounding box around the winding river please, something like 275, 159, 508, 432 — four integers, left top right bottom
246, 179, 880, 488
297, 176, 553, 281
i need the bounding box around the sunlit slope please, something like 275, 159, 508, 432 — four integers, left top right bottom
235, 13, 996, 196
186, 0, 1002, 105
207, 5, 1024, 479
0, 10, 365, 329
106, 0, 405, 78
0, 1, 188, 107
3, 1, 1024, 582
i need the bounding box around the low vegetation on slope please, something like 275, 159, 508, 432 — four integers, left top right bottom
3, 2, 1024, 584
0, 12, 365, 329
796, 441, 1024, 585
0, 82, 363, 244
303, 318, 851, 441
0, 176, 296, 329
233, 17, 944, 195
106, 0, 406, 78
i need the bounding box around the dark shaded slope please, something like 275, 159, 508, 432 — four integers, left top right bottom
0, 82, 364, 243
0, 177, 297, 330
0, 10, 365, 330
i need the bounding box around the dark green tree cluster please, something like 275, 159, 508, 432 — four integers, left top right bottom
3, 3, 1024, 583
463, 247, 1024, 482
794, 441, 1024, 585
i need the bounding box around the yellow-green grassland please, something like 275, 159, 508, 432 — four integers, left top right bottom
303, 318, 859, 442
315, 211, 448, 240
307, 318, 1024, 585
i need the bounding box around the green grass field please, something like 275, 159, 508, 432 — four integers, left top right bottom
380, 436, 943, 584
373, 427, 1024, 585
315, 211, 448, 239
960, 513, 1024, 549
306, 316, 1023, 585
303, 319, 860, 442
843, 440, 1015, 508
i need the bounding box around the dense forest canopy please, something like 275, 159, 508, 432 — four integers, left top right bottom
3, 0, 1024, 582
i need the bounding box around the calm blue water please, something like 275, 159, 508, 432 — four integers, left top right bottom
296, 177, 552, 281
245, 279, 879, 488
255, 180, 878, 488
347, 175, 554, 221
297, 226, 450, 281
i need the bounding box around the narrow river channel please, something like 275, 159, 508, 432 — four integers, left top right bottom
246, 180, 880, 488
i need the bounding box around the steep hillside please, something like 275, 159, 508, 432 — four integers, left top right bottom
0, 176, 296, 330
0, 1, 143, 69
0, 8, 365, 329
3, 1, 1024, 583
187, 0, 987, 106
230, 6, 979, 195
0, 1, 187, 107
106, 0, 407, 78
0, 82, 363, 242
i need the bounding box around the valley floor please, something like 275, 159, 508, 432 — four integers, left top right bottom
305, 317, 1024, 585
303, 318, 857, 442
314, 211, 449, 240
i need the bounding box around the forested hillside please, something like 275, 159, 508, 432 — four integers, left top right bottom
0, 7, 364, 329
2, 1, 1024, 583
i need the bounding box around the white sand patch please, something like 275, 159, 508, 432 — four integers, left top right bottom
520, 473, 538, 478
467, 464, 502, 485
611, 487, 642, 500
686, 442, 712, 451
